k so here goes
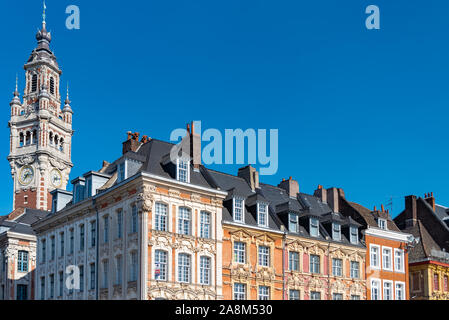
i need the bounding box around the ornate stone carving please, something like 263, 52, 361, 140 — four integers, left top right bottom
137, 185, 154, 212
15, 155, 35, 166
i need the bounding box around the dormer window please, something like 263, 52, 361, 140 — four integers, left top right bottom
350, 226, 358, 244
176, 158, 189, 183
288, 213, 298, 233
332, 223, 341, 241
257, 203, 268, 227
233, 197, 244, 223
310, 217, 319, 237
378, 218, 387, 230
117, 162, 126, 182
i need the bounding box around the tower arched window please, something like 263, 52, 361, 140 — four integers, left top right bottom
25, 131, 31, 145
54, 135, 59, 149
31, 74, 38, 92
49, 132, 54, 146
19, 132, 24, 147
59, 138, 64, 152
50, 77, 55, 95
32, 130, 37, 145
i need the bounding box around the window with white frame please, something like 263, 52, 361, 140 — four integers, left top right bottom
178, 207, 191, 235
383, 281, 393, 300
154, 250, 167, 281
395, 282, 405, 300
17, 251, 28, 272
289, 213, 298, 233
350, 226, 358, 244
155, 202, 168, 232
178, 253, 191, 283
258, 246, 269, 267
378, 218, 387, 230
310, 255, 320, 274
382, 247, 392, 271
130, 251, 138, 282
394, 249, 404, 272
257, 203, 268, 227
350, 261, 359, 279
177, 158, 189, 183
310, 217, 319, 237
289, 289, 300, 300
370, 245, 380, 268
289, 251, 299, 271
234, 283, 246, 300
310, 291, 321, 300
371, 279, 381, 300
332, 223, 341, 241
332, 293, 343, 300
199, 256, 211, 285
234, 242, 246, 264
233, 198, 244, 223
332, 258, 342, 277
259, 286, 270, 300
131, 204, 138, 234
200, 211, 211, 238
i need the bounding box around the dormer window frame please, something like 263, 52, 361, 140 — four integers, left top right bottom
117, 160, 127, 183
257, 202, 269, 227
350, 226, 358, 244
176, 157, 190, 183
309, 217, 320, 238
332, 222, 341, 241
378, 218, 387, 230
288, 212, 299, 233
233, 197, 245, 223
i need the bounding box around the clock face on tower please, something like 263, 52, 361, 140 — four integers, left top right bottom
18, 165, 34, 186
50, 168, 63, 188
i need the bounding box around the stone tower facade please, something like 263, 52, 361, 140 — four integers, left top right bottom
7, 16, 73, 211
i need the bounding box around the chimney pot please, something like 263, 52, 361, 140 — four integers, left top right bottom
381, 204, 384, 212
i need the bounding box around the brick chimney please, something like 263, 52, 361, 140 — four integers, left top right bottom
187, 121, 201, 170
238, 165, 260, 191
404, 195, 418, 227
278, 176, 299, 198
424, 192, 436, 211
314, 185, 327, 203
326, 187, 341, 213
122, 131, 141, 154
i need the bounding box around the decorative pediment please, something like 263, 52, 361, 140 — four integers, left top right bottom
254, 233, 276, 245
229, 229, 253, 242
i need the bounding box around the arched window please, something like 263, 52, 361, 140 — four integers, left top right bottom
54, 135, 59, 149
25, 131, 31, 145
49, 132, 53, 146
32, 130, 37, 145
19, 132, 24, 147
59, 138, 64, 152
50, 77, 55, 95
31, 74, 38, 92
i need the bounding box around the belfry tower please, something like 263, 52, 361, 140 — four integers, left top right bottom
7, 6, 73, 211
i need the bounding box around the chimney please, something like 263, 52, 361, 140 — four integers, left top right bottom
278, 176, 299, 198
326, 187, 340, 213
405, 195, 418, 227
188, 121, 201, 170
122, 131, 141, 154
238, 165, 260, 191
424, 192, 436, 211
314, 185, 327, 203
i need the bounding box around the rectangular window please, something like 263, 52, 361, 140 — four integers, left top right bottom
117, 210, 123, 239
332, 293, 343, 300
131, 205, 138, 234
49, 274, 54, 298
351, 295, 360, 300
289, 251, 299, 271
259, 286, 270, 300
155, 202, 168, 232
59, 272, 63, 297
370, 245, 380, 268
233, 198, 244, 222
50, 236, 55, 260
310, 218, 319, 237
234, 242, 246, 264
395, 282, 405, 300
17, 251, 28, 272
378, 218, 387, 230
310, 291, 321, 300
383, 281, 393, 300
258, 246, 269, 267
310, 255, 320, 274
234, 283, 246, 300
445, 276, 448, 292
60, 232, 65, 257
371, 279, 381, 300
79, 225, 85, 251
79, 265, 84, 292
350, 226, 358, 244
178, 253, 191, 283
40, 277, 45, 300
69, 229, 74, 254
200, 211, 211, 238
103, 260, 109, 289
434, 273, 440, 291
130, 252, 138, 282
177, 158, 189, 182
155, 250, 168, 281
332, 258, 342, 277
16, 285, 28, 300
200, 256, 211, 285
178, 207, 191, 235
103, 216, 109, 243
412, 272, 420, 292
257, 203, 268, 227
289, 213, 298, 233
90, 221, 96, 247
332, 223, 341, 241
42, 239, 46, 262
382, 247, 392, 271
90, 263, 95, 290
118, 162, 125, 182
350, 261, 360, 279
289, 289, 300, 300
116, 256, 122, 285
394, 249, 404, 272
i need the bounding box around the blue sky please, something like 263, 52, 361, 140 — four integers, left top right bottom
1, 0, 448, 216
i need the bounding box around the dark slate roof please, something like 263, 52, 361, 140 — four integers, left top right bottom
345, 200, 400, 231
402, 221, 444, 263
435, 204, 449, 221
0, 208, 48, 236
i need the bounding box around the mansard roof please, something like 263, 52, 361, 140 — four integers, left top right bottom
0, 208, 48, 237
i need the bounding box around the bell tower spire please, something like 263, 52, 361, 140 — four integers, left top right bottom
7, 5, 74, 211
